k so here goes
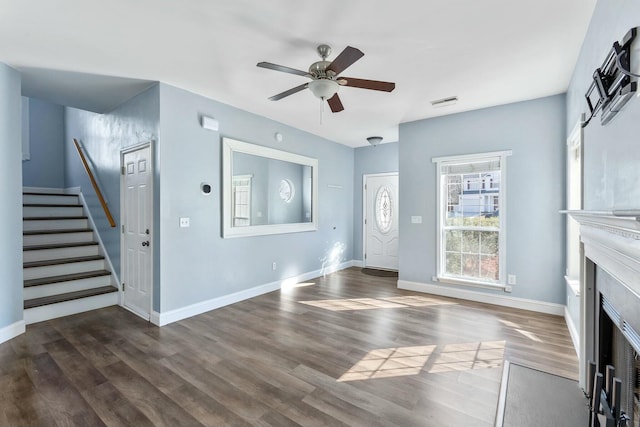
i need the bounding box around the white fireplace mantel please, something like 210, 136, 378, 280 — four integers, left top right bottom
564, 210, 640, 299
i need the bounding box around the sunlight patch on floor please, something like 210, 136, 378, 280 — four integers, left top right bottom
281, 281, 316, 290
299, 295, 457, 311
338, 341, 505, 382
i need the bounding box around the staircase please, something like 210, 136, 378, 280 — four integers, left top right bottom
23, 189, 119, 324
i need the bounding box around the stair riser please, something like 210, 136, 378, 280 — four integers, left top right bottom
23, 218, 88, 231
23, 194, 79, 205
23, 245, 100, 263
23, 206, 84, 217
24, 275, 112, 300
24, 259, 105, 280
24, 231, 94, 246
24, 292, 118, 325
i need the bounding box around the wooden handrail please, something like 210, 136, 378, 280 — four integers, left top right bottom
73, 138, 116, 227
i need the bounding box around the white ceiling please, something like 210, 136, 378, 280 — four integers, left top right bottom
0, 0, 596, 147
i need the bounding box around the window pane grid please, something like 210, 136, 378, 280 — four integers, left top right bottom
437, 155, 504, 285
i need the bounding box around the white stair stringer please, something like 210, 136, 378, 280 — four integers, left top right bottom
22, 188, 119, 324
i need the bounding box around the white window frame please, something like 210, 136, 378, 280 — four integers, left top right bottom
565, 119, 583, 296
232, 174, 252, 227
432, 150, 512, 289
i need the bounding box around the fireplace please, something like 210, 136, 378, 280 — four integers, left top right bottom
568, 211, 640, 425
597, 267, 640, 426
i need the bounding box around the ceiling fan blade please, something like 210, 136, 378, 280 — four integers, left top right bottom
268, 83, 309, 101
327, 93, 344, 113
340, 77, 396, 92
326, 46, 364, 75
257, 62, 310, 77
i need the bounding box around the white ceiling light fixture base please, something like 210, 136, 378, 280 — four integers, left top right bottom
367, 136, 383, 146
308, 79, 339, 100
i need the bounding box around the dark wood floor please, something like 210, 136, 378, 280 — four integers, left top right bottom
0, 268, 578, 426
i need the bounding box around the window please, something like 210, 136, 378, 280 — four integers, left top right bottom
232, 175, 252, 227
433, 151, 511, 287
566, 122, 583, 296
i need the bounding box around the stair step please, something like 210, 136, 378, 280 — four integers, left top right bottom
24, 286, 119, 324
24, 216, 87, 220
23, 191, 78, 196
23, 205, 85, 218
24, 270, 112, 288
23, 229, 94, 246
24, 228, 93, 235
24, 255, 104, 269
24, 286, 118, 309
24, 242, 99, 251
24, 274, 112, 300
23, 203, 83, 208
23, 217, 89, 231
23, 194, 80, 206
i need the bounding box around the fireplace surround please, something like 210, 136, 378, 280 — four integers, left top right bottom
568, 211, 640, 425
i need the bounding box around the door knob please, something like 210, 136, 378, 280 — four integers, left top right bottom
145, 229, 150, 235
142, 241, 150, 247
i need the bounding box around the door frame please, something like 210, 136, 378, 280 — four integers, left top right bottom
362, 172, 399, 269
119, 141, 154, 320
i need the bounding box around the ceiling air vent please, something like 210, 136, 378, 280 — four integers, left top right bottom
431, 96, 458, 108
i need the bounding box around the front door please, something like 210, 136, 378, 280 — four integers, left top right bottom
121, 145, 152, 319
364, 173, 399, 270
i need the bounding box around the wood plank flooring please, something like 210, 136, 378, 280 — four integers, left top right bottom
0, 267, 579, 426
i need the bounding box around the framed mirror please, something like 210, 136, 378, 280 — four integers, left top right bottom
222, 137, 318, 238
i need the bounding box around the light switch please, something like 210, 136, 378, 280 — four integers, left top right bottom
411, 216, 423, 224
179, 217, 190, 228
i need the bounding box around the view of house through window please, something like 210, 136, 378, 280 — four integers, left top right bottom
434, 151, 510, 286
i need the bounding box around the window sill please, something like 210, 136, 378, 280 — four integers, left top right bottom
434, 275, 506, 291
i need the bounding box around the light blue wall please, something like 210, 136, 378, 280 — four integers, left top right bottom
0, 63, 23, 331
158, 83, 354, 313
353, 142, 399, 261
566, 0, 640, 210
64, 85, 160, 285
22, 97, 65, 188
565, 0, 640, 334
399, 95, 567, 304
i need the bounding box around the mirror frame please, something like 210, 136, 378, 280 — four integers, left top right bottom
222, 137, 318, 238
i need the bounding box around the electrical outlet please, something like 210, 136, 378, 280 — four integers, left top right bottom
179, 217, 190, 228
508, 274, 516, 285
272, 262, 277, 271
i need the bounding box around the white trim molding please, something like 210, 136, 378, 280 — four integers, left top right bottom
0, 320, 26, 344
397, 279, 564, 316
564, 306, 580, 356
151, 260, 358, 326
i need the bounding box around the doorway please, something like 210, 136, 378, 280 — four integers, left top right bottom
120, 143, 153, 320
363, 173, 399, 271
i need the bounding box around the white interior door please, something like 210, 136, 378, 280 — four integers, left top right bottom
364, 173, 399, 270
121, 145, 152, 319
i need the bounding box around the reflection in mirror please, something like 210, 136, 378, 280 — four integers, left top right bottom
223, 138, 318, 238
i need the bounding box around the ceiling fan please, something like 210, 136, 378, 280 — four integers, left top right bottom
257, 44, 395, 112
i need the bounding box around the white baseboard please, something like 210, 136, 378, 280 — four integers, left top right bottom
352, 260, 364, 268
397, 279, 565, 316
0, 320, 26, 344
564, 306, 580, 356
152, 260, 357, 326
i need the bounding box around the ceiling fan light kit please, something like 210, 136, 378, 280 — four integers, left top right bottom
257, 44, 396, 113
308, 79, 339, 100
